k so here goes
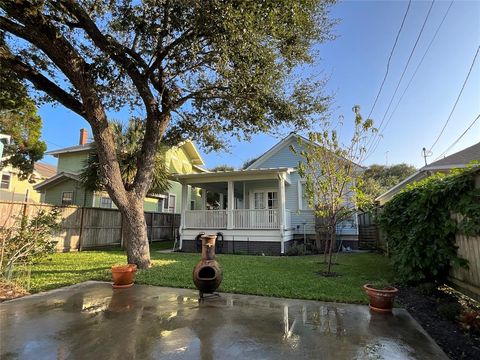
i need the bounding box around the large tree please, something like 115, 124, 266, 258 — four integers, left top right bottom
0, 46, 46, 178
0, 0, 335, 268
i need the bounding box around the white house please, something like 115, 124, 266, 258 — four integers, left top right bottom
174, 134, 359, 255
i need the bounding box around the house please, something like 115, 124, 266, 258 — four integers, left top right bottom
0, 162, 56, 203
174, 133, 360, 255
1, 132, 57, 202
376, 141, 480, 205
34, 129, 207, 212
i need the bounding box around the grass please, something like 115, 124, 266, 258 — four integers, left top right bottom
28, 242, 393, 304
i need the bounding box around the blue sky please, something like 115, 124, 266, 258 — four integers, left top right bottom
38, 0, 480, 169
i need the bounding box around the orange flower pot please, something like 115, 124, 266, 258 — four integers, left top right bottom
363, 284, 398, 313
111, 264, 137, 289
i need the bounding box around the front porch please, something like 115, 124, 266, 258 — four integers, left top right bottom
173, 168, 296, 254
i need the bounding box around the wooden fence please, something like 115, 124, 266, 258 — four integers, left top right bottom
357, 212, 379, 250
449, 233, 480, 301
0, 201, 180, 252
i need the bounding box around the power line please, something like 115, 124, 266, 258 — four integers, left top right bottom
365, 0, 436, 159
368, 0, 453, 158
435, 113, 480, 160
366, 0, 412, 122
428, 44, 480, 152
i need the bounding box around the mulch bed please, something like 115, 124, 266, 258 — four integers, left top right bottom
397, 286, 480, 360
0, 281, 29, 302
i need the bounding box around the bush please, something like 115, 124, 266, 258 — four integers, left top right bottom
0, 207, 61, 279
378, 167, 480, 284
437, 302, 462, 322
416, 282, 438, 296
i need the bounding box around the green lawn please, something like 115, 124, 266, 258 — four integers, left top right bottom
28, 242, 392, 304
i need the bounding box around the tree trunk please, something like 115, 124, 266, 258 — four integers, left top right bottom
326, 229, 336, 275
120, 198, 150, 269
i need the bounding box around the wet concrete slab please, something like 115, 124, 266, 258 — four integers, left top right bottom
1, 281, 447, 360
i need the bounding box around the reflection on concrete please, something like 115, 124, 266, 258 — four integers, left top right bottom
0, 281, 448, 359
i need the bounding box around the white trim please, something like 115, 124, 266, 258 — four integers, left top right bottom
246, 134, 298, 169
33, 172, 81, 190
172, 167, 295, 184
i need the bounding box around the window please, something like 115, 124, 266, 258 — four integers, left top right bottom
267, 191, 278, 209
1, 172, 11, 189
168, 194, 176, 213
100, 196, 112, 208
190, 200, 195, 210
163, 193, 169, 210
61, 191, 74, 205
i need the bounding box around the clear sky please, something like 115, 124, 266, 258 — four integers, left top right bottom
38, 0, 480, 170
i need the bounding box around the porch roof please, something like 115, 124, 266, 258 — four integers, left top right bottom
172, 167, 295, 184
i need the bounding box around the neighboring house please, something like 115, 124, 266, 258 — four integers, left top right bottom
34, 129, 207, 213
174, 133, 360, 255
376, 141, 480, 205
0, 162, 56, 203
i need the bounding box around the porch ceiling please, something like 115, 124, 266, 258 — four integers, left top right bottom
172, 167, 295, 184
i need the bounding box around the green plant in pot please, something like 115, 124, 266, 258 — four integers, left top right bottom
363, 281, 398, 313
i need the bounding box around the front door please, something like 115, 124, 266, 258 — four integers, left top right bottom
252, 190, 278, 227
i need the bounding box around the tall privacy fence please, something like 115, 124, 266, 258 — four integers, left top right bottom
0, 201, 180, 252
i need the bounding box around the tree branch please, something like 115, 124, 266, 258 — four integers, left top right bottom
0, 45, 85, 117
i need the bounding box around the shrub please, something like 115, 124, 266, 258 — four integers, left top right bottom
416, 282, 438, 296
378, 167, 480, 284
0, 207, 61, 279
437, 302, 462, 322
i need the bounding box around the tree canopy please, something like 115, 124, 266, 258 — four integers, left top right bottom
359, 163, 417, 206
0, 0, 336, 267
0, 49, 46, 178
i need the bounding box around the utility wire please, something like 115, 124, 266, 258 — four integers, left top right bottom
368, 0, 453, 157
365, 0, 436, 160
428, 44, 480, 153
435, 113, 480, 160
366, 0, 412, 123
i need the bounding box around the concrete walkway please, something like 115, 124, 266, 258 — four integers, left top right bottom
0, 282, 447, 359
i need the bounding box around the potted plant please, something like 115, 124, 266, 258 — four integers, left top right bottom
111, 264, 137, 289
363, 281, 398, 313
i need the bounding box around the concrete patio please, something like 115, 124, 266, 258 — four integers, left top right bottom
1, 281, 447, 359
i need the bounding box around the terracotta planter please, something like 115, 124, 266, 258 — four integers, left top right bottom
363, 284, 398, 313
111, 264, 137, 289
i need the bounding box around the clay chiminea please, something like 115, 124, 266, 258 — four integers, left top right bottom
193, 234, 223, 298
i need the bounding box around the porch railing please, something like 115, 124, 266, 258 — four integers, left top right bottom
232, 209, 279, 229
184, 209, 281, 229
185, 210, 227, 229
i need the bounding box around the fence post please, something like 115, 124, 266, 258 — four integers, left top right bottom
78, 207, 85, 251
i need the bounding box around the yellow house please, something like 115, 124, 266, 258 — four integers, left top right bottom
0, 162, 57, 202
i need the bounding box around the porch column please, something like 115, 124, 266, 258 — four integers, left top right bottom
219, 193, 224, 209
278, 173, 286, 254
227, 181, 234, 229
179, 182, 188, 249
201, 189, 207, 210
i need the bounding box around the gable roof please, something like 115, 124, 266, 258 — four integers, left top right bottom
245, 133, 301, 170
422, 142, 480, 171
33, 172, 81, 191
245, 133, 363, 170
375, 141, 480, 205
34, 163, 57, 178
